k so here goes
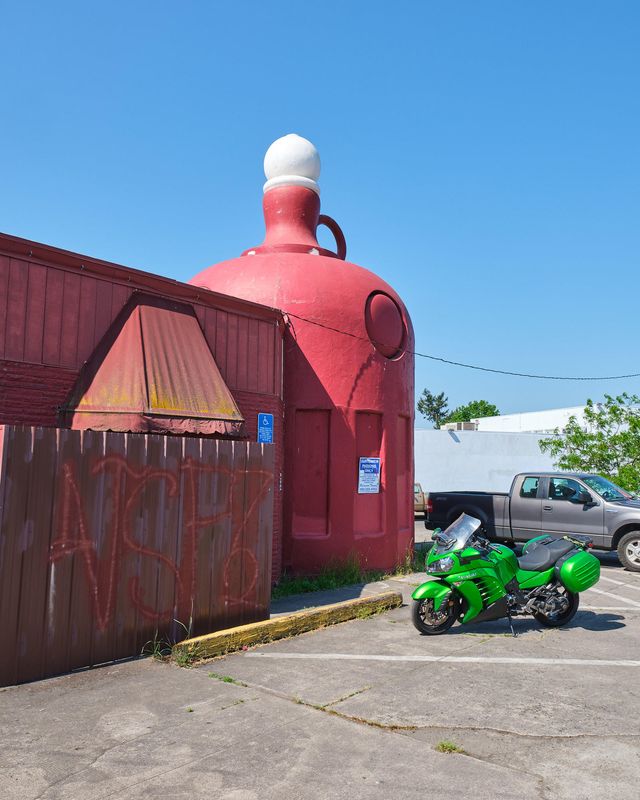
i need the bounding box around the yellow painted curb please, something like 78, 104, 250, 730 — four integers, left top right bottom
173, 590, 403, 661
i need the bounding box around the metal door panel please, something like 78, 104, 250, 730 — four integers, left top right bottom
509, 475, 543, 540
540, 477, 605, 544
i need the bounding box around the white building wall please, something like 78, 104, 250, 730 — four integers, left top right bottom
472, 406, 586, 434
414, 430, 557, 493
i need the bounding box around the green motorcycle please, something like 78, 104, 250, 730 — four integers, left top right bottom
412, 514, 600, 636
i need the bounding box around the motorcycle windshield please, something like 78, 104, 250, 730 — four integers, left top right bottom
433, 513, 481, 554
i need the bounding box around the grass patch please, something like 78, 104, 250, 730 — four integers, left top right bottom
271, 550, 425, 600
272, 553, 382, 599
392, 548, 426, 575
436, 740, 465, 754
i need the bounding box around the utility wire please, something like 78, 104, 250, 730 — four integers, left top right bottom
284, 311, 640, 382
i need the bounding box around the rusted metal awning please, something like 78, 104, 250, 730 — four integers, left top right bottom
62, 295, 244, 436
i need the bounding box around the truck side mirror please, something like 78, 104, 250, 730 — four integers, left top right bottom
574, 490, 592, 505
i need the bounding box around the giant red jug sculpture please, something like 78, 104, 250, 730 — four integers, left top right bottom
191, 134, 414, 574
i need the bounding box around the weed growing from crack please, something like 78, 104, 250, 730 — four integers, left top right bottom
436, 740, 465, 754
142, 619, 201, 666
219, 698, 247, 711
141, 635, 173, 661
173, 645, 205, 668
322, 686, 371, 708
293, 696, 416, 731
208, 672, 248, 687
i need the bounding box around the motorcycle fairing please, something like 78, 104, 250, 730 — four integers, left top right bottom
411, 580, 451, 610
516, 567, 555, 589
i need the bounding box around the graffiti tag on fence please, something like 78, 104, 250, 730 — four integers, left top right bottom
49, 454, 273, 631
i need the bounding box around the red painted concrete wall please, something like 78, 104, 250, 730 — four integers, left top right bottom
191, 184, 415, 574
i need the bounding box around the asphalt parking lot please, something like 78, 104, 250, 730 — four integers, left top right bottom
1, 549, 639, 800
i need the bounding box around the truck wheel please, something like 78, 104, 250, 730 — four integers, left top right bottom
617, 531, 640, 572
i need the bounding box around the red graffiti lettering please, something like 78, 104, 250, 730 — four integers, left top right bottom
49, 452, 273, 632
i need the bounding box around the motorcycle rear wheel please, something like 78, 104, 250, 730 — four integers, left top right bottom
412, 597, 459, 635
533, 589, 579, 628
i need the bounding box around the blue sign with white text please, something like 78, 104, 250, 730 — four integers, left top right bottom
257, 413, 274, 444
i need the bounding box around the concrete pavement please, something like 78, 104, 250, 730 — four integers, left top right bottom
1, 529, 639, 799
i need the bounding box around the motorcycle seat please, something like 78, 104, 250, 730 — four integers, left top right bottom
517, 539, 576, 572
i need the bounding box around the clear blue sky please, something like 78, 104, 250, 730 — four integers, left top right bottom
2, 1, 639, 424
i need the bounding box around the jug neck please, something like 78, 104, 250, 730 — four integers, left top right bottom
242, 186, 340, 258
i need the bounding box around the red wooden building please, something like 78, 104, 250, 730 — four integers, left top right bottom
0, 231, 285, 579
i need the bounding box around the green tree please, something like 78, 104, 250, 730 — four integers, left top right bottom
446, 399, 500, 423
539, 393, 640, 492
417, 389, 449, 429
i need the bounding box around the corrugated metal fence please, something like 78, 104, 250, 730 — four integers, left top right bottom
0, 426, 274, 686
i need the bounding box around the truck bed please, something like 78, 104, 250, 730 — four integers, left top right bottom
426, 490, 511, 539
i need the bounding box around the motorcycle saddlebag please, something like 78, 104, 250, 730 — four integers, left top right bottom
554, 549, 600, 593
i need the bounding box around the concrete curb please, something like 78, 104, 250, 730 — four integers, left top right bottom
172, 590, 403, 661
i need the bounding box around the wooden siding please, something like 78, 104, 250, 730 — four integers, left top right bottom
0, 250, 281, 396
0, 426, 274, 687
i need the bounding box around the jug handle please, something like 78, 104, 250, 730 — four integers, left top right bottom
318, 215, 347, 261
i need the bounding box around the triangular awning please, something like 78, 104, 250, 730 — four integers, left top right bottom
62, 295, 245, 436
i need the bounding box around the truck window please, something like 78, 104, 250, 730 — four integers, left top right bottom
548, 477, 581, 501
519, 477, 539, 499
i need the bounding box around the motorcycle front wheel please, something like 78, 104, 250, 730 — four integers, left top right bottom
412, 596, 459, 635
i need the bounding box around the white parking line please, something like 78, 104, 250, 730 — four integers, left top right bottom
599, 575, 640, 593
582, 605, 640, 611
586, 587, 640, 607
246, 652, 640, 667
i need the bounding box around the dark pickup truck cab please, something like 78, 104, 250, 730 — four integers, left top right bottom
426, 472, 640, 572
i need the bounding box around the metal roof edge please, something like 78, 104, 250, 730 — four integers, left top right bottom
0, 231, 285, 324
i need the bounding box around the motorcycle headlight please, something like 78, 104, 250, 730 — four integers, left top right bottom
427, 556, 454, 574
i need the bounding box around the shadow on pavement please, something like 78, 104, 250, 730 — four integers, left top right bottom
429, 611, 627, 637
594, 552, 627, 570
566, 610, 627, 631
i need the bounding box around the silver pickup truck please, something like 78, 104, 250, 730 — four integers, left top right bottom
426, 472, 640, 572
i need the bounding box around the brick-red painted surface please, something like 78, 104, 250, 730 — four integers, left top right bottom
0, 238, 282, 397
0, 426, 274, 687
0, 362, 285, 583
0, 233, 285, 583
0, 361, 76, 427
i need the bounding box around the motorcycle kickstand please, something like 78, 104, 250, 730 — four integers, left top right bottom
507, 608, 518, 638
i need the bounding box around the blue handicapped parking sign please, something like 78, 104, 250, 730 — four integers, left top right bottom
257, 413, 274, 444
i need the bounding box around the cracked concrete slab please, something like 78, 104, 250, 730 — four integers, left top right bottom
0, 659, 536, 800
1, 565, 639, 799
197, 568, 640, 798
